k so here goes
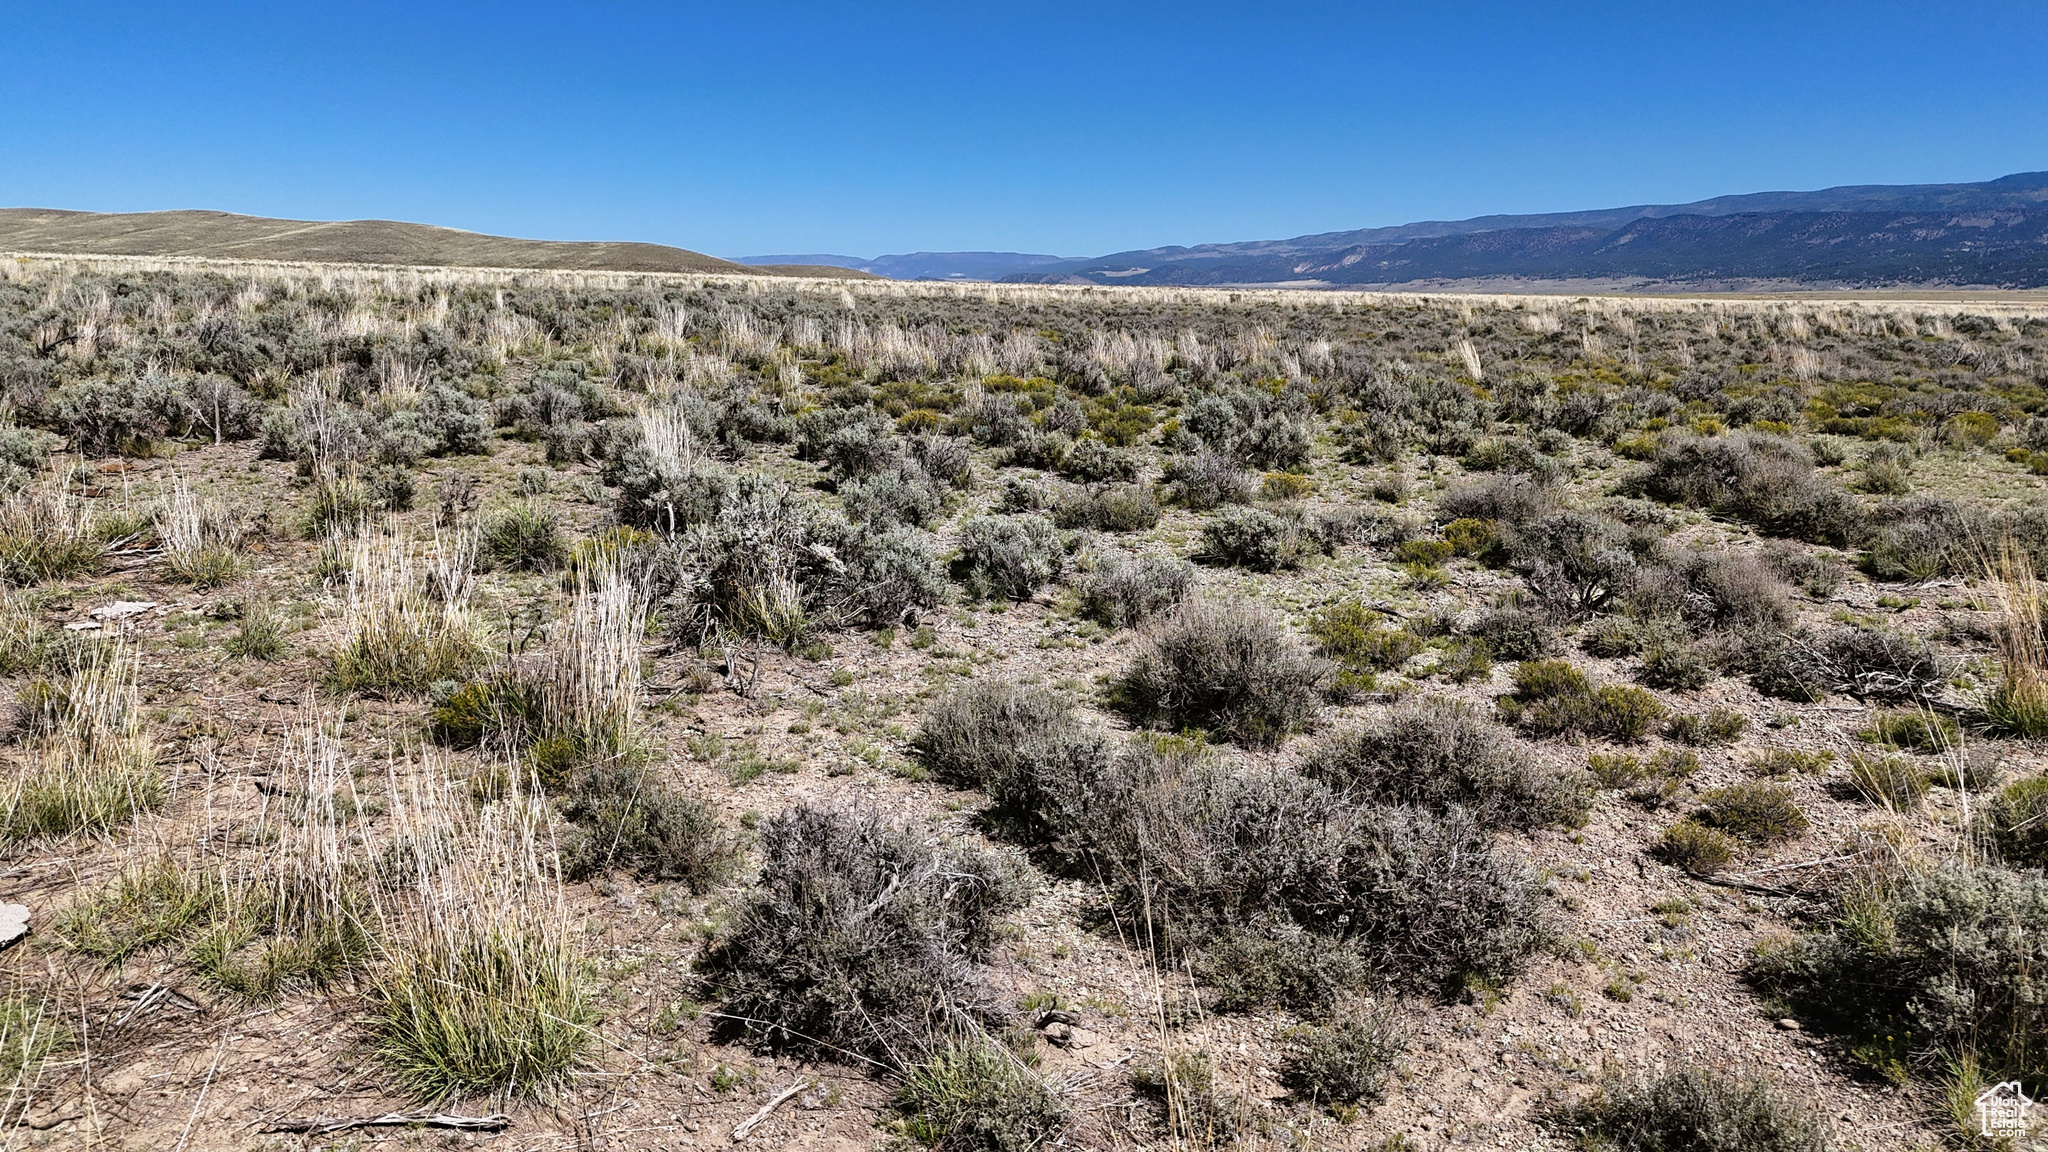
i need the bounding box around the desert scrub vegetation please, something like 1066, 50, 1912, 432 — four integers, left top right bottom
4, 640, 160, 841
1757, 863, 2048, 1088
1279, 1004, 1406, 1114
1299, 698, 1590, 829
330, 527, 489, 695
1546, 1066, 1832, 1152
951, 513, 1067, 601
1011, 733, 1544, 1008
1984, 775, 2048, 866
14, 259, 2048, 1143
1076, 550, 1195, 628
891, 1032, 1070, 1151
156, 473, 246, 586
700, 805, 1030, 1059
1497, 659, 1664, 742
1110, 600, 1329, 749
0, 481, 100, 585
913, 680, 1106, 794
478, 500, 569, 572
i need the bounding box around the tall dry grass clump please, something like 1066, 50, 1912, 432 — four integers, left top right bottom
331, 527, 489, 695
529, 555, 645, 770
0, 480, 100, 585
157, 473, 245, 586
434, 553, 646, 778
372, 773, 593, 1102
3, 640, 161, 841
1984, 541, 2048, 737
190, 716, 373, 997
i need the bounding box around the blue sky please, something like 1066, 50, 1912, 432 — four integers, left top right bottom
1, 1, 2042, 258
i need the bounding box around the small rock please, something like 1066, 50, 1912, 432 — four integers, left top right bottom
63, 620, 101, 632
91, 600, 158, 620
1044, 1023, 1074, 1047
0, 905, 26, 949
1776, 1018, 1801, 1031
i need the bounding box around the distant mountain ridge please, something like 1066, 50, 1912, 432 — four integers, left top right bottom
0, 208, 876, 278
745, 172, 2048, 289
735, 251, 1079, 281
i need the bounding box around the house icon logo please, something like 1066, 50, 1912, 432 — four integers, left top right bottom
1975, 1081, 2036, 1140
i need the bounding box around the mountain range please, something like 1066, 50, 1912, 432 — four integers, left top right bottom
741, 172, 2048, 289
9, 173, 2048, 290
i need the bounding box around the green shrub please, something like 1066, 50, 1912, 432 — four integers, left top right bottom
913, 681, 1103, 792
1053, 483, 1160, 532
1111, 601, 1329, 749
953, 514, 1067, 601
1199, 505, 1314, 571
1857, 710, 1959, 753
1846, 753, 1930, 810
1301, 699, 1590, 829
1747, 749, 1834, 778
1500, 660, 1664, 743
1077, 553, 1195, 629
1308, 601, 1425, 677
1432, 635, 1493, 683
558, 764, 738, 889
1587, 752, 1649, 789
1545, 1067, 1830, 1152
700, 806, 1031, 1059
1395, 538, 1454, 567
1985, 776, 2048, 867
480, 502, 568, 572
1280, 1006, 1405, 1112
1657, 819, 1736, 877
1695, 782, 1808, 844
1665, 707, 1749, 746
1757, 864, 2048, 1085
1442, 517, 1499, 560
894, 1034, 1069, 1152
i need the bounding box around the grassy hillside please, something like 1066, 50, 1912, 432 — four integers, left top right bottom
0, 207, 879, 278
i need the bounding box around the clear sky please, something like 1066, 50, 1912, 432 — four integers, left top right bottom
1, 1, 2042, 259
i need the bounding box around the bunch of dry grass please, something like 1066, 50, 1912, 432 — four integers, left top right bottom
371, 771, 593, 1102
157, 472, 245, 587
0, 591, 50, 676
3, 640, 161, 841
331, 527, 489, 695
59, 714, 375, 996
0, 480, 100, 585
433, 555, 646, 781
529, 556, 644, 768
189, 716, 374, 998
1984, 540, 2048, 737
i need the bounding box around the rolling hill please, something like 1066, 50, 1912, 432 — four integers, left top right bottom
0, 208, 876, 278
